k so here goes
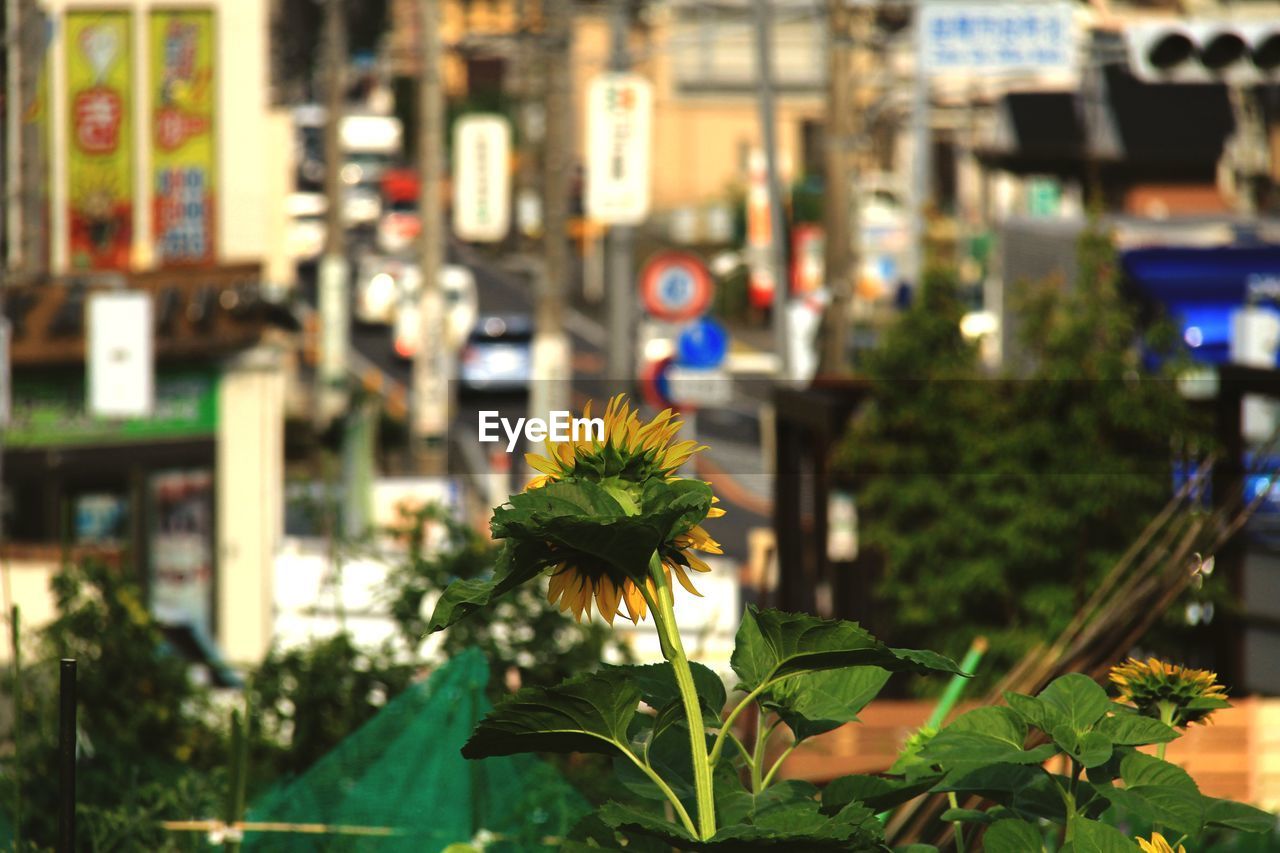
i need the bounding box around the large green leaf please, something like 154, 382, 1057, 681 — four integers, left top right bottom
920, 707, 1059, 767
765, 666, 892, 742
1037, 674, 1111, 735
604, 661, 727, 720
821, 773, 942, 815
492, 478, 713, 582
461, 669, 640, 759
599, 782, 885, 851
983, 818, 1046, 853
730, 607, 964, 697
427, 539, 553, 632
1062, 817, 1138, 853
1095, 714, 1178, 747
1203, 797, 1276, 834
1099, 752, 1204, 839
939, 766, 1084, 824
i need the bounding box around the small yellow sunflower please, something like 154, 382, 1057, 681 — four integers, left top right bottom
1137, 832, 1185, 853
526, 395, 725, 625
1110, 657, 1229, 727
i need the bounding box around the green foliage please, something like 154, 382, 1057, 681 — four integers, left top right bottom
244, 632, 415, 784
0, 562, 226, 850
387, 502, 620, 695
858, 673, 1275, 851
835, 225, 1212, 689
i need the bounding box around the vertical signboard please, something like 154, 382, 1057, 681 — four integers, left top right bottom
746, 150, 775, 309
150, 469, 214, 637
585, 73, 653, 225
66, 11, 134, 270
150, 10, 216, 264
452, 114, 511, 242
87, 290, 154, 418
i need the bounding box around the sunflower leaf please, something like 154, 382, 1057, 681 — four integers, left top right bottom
764, 666, 892, 743
604, 661, 727, 720
461, 668, 641, 760
731, 607, 966, 697
982, 818, 1046, 853
426, 539, 552, 633
492, 478, 713, 583
820, 773, 943, 815
599, 784, 887, 851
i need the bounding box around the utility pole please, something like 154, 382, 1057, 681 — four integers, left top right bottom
318, 0, 349, 423
514, 0, 545, 249
412, 0, 450, 474
605, 0, 634, 387
752, 0, 791, 382
6, 0, 45, 281
531, 0, 572, 419
818, 0, 854, 376
908, 3, 931, 289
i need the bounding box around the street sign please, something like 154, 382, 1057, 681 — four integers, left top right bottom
87, 290, 154, 418
920, 3, 1076, 77
676, 317, 729, 369
585, 73, 653, 225
453, 114, 512, 242
640, 251, 714, 324
666, 366, 732, 407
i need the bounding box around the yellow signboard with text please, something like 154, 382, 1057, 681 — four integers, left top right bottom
66, 11, 133, 270
150, 10, 216, 264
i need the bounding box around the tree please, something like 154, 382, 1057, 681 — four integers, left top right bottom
835, 223, 1209, 691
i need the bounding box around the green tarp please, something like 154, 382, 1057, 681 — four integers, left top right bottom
244, 649, 588, 852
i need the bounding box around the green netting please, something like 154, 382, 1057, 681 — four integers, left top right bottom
243, 648, 589, 852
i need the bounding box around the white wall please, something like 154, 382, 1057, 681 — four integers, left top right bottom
40, 0, 279, 272
216, 345, 286, 664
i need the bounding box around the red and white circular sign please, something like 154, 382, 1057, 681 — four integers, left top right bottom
639, 251, 714, 324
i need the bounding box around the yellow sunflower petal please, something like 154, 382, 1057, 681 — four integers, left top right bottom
671, 563, 704, 597
526, 453, 563, 476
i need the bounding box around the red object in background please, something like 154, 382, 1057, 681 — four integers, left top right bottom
748, 269, 775, 311
381, 168, 420, 205
791, 224, 825, 296
74, 87, 123, 154
640, 354, 676, 410
639, 251, 714, 323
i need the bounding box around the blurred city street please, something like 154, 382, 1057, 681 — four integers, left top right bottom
7, 0, 1280, 848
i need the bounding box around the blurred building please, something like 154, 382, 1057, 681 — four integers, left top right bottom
2, 0, 301, 667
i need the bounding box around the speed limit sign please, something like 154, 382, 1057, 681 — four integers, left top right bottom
639, 251, 714, 323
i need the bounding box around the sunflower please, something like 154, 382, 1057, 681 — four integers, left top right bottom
1137, 832, 1185, 853
1110, 657, 1230, 728
526, 395, 725, 626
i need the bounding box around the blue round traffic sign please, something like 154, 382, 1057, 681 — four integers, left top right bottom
676, 317, 729, 369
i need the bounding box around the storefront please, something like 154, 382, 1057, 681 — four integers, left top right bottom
1, 265, 295, 666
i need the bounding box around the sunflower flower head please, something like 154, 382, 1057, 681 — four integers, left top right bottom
1110, 657, 1230, 728
525, 395, 725, 627
1137, 832, 1186, 853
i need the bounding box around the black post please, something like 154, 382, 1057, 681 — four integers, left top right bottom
58, 658, 76, 853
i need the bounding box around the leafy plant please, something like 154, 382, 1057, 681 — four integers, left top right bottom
428, 395, 1272, 851
835, 225, 1213, 691
855, 671, 1273, 852
382, 500, 623, 699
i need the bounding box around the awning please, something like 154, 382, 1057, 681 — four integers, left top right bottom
1122, 245, 1280, 364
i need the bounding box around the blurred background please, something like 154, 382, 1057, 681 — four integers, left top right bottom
4, 0, 1280, 848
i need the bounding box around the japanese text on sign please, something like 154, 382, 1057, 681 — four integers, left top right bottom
920, 3, 1075, 76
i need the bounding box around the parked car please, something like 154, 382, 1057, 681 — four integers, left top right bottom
459, 315, 533, 394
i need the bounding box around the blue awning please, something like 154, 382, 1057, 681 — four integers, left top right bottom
1123, 245, 1280, 366
1122, 246, 1280, 305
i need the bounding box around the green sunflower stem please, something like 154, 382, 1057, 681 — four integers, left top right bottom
647, 551, 717, 840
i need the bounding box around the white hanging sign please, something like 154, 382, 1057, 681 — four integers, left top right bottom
87, 290, 154, 419
453, 114, 512, 243
585, 73, 653, 225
